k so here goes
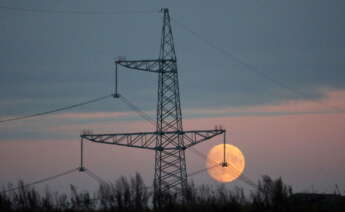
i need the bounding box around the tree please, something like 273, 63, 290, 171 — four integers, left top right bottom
251, 175, 292, 211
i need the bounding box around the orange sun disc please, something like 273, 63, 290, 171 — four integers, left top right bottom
206, 144, 245, 183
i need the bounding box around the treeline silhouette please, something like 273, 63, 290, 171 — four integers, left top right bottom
1, 174, 344, 212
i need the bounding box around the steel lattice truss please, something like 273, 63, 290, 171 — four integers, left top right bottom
81, 8, 226, 196
81, 129, 225, 151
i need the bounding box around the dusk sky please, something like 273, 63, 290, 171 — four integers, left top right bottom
1, 0, 345, 194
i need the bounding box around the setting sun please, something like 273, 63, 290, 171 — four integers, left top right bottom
207, 144, 245, 183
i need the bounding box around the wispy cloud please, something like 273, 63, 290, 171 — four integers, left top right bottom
184, 89, 345, 117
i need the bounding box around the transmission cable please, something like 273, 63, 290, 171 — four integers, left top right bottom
189, 146, 259, 190
0, 94, 112, 124
1, 168, 78, 194
172, 18, 345, 114
188, 164, 219, 178
0, 6, 159, 15
119, 95, 156, 126
113, 97, 257, 186
83, 168, 107, 185
190, 146, 258, 188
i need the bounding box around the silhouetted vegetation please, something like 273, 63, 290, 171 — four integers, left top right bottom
1, 174, 344, 211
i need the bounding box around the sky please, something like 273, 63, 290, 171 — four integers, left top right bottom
0, 0, 345, 194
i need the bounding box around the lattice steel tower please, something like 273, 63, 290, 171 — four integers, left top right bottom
81, 8, 225, 196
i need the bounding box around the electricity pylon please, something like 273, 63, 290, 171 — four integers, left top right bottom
80, 8, 226, 197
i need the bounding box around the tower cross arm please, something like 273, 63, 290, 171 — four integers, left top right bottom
115, 59, 176, 73
182, 129, 226, 149
81, 131, 159, 150
80, 129, 225, 151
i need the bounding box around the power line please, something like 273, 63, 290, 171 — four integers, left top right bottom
0, 5, 159, 15
189, 146, 259, 190
86, 165, 220, 204
0, 94, 112, 124
119, 95, 156, 126
1, 168, 78, 194
116, 97, 244, 186
172, 18, 345, 114
188, 164, 218, 178
84, 169, 107, 185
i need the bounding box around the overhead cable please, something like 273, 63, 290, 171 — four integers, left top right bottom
0, 6, 159, 15
189, 146, 259, 190
84, 169, 107, 185
188, 164, 218, 178
0, 94, 112, 124
119, 95, 156, 126
172, 18, 345, 114
1, 168, 78, 193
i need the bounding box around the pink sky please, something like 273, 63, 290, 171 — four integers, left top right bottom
1, 89, 345, 193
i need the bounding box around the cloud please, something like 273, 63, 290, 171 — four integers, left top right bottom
2, 89, 343, 140
183, 89, 345, 117
1, 89, 345, 193
1, 1, 345, 113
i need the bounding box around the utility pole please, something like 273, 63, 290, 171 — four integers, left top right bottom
81, 8, 226, 199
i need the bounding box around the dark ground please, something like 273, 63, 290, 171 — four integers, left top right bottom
1, 174, 344, 212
